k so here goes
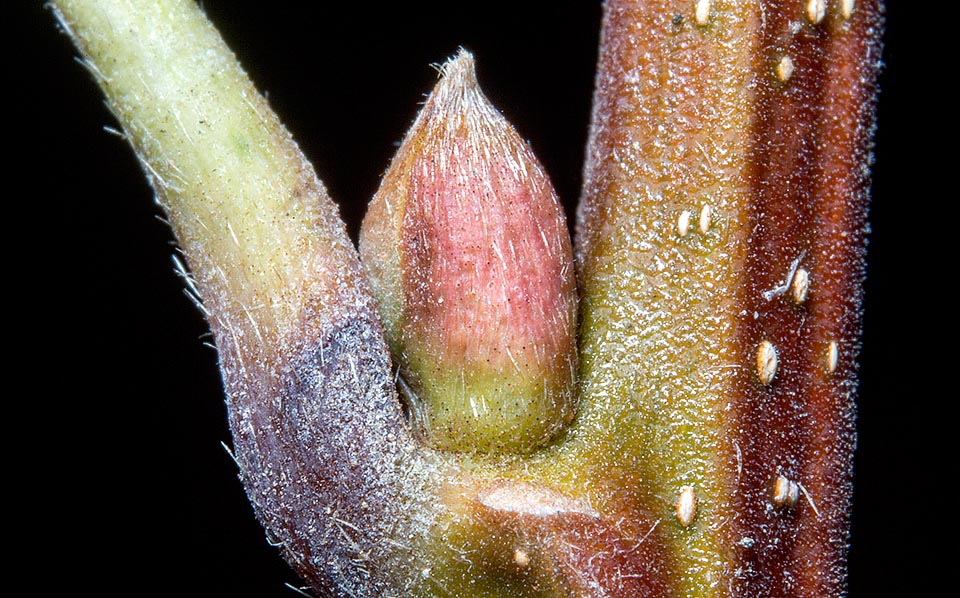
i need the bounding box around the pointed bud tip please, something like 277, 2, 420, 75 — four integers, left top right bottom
438, 48, 478, 86
424, 48, 502, 138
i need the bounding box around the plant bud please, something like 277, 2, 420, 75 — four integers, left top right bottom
360, 50, 577, 454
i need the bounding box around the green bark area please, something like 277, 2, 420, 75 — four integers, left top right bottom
53, 0, 357, 339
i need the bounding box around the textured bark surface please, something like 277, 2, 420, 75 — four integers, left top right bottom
576, 1, 882, 595
723, 2, 883, 593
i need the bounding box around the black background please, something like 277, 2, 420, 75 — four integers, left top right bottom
23, 1, 926, 595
